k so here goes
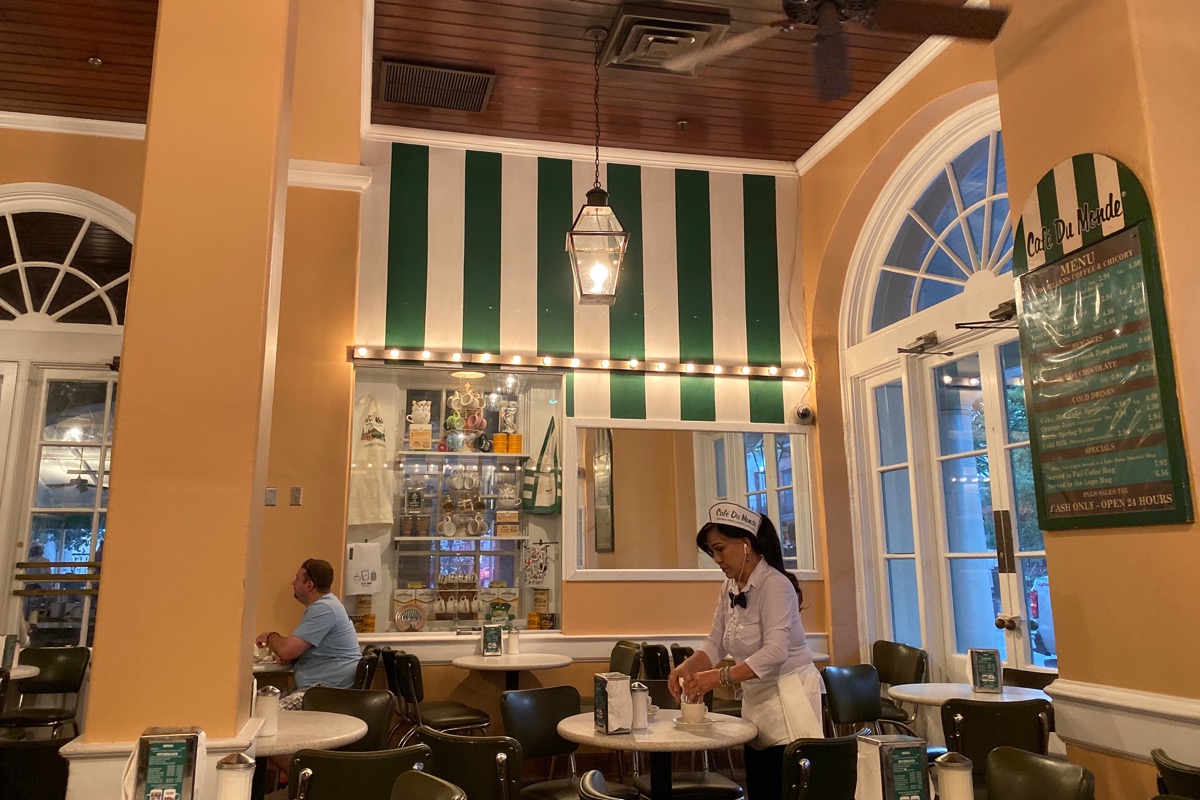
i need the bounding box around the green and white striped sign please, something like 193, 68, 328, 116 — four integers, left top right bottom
364, 143, 807, 424
1013, 153, 1150, 276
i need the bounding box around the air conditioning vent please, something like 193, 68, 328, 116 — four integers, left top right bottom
378, 60, 495, 112
602, 3, 731, 75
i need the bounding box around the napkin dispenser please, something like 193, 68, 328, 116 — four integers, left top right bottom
594, 672, 633, 734
855, 734, 929, 800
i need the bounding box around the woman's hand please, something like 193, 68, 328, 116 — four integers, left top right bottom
667, 665, 688, 701
682, 668, 721, 702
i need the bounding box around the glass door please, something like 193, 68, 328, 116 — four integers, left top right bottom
928, 336, 1054, 674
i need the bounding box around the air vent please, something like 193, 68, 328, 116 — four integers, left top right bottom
602, 3, 731, 75
378, 60, 495, 112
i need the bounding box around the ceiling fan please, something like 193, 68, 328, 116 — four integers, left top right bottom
663, 0, 1010, 101
46, 451, 106, 493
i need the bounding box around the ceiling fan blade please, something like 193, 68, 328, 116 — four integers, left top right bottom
662, 22, 786, 73
813, 2, 850, 101
871, 0, 1009, 40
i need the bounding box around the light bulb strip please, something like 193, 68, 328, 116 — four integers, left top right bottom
349, 346, 810, 380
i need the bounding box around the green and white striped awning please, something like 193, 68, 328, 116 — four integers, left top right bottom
360, 143, 808, 424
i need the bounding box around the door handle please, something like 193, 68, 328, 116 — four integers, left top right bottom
994, 614, 1021, 631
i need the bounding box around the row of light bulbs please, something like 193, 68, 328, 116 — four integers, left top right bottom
350, 346, 810, 380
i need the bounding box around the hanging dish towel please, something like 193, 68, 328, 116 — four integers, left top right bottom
348, 394, 394, 526
522, 417, 561, 514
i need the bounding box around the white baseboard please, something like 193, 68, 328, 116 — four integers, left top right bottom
1048, 678, 1200, 764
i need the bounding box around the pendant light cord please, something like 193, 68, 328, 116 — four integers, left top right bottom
593, 33, 602, 190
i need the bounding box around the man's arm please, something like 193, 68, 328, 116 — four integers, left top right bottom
256, 630, 312, 662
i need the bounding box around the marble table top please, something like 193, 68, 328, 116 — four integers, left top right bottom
558, 711, 756, 753
888, 682, 1051, 706
452, 653, 572, 672
254, 710, 367, 757
7, 665, 39, 680
252, 660, 293, 674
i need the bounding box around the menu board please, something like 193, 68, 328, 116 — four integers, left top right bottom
1018, 223, 1191, 528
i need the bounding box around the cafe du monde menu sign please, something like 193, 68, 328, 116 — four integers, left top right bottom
1013, 153, 1192, 530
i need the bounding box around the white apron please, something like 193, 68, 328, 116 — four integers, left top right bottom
740, 664, 825, 749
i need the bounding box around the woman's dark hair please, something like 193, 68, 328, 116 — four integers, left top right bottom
696, 516, 802, 604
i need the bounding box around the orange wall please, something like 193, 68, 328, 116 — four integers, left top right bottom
290, 0, 362, 164
255, 186, 360, 634
0, 128, 144, 210
798, 42, 999, 662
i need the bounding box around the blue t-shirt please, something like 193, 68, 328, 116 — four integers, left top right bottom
292, 594, 361, 689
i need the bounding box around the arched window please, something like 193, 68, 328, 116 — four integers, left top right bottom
0, 186, 133, 328
870, 130, 1013, 332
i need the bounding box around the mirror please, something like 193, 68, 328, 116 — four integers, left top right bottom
575, 426, 817, 574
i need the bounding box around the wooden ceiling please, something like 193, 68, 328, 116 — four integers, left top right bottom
0, 0, 935, 164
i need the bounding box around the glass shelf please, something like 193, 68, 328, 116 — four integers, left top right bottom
393, 535, 531, 542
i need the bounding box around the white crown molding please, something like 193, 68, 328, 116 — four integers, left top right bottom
1048, 678, 1200, 764
287, 159, 373, 192
364, 123, 799, 177
0, 111, 146, 140
794, 37, 952, 176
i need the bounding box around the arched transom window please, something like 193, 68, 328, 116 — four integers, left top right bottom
0, 211, 131, 326
870, 131, 1013, 333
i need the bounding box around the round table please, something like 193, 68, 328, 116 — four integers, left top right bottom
558, 711, 756, 800
7, 665, 39, 680
452, 653, 572, 691
888, 682, 1051, 706
252, 660, 293, 674
255, 710, 368, 757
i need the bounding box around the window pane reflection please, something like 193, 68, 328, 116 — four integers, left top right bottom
949, 558, 1004, 656
942, 456, 993, 553
934, 356, 984, 456
887, 559, 922, 648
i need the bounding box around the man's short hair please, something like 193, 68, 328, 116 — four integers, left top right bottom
300, 558, 335, 593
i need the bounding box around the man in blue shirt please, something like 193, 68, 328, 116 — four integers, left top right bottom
256, 558, 361, 692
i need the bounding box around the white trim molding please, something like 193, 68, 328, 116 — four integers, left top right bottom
1048, 679, 1200, 764
364, 124, 799, 177
287, 159, 373, 192
0, 111, 146, 141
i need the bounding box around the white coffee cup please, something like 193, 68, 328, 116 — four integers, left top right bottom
463, 473, 480, 491
467, 517, 485, 535
681, 701, 707, 724
437, 519, 456, 536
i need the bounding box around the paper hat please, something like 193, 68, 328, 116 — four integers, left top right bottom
708, 502, 762, 535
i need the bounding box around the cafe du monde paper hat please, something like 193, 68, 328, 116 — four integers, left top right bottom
709, 502, 762, 535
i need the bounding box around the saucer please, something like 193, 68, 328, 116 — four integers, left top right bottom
647, 705, 660, 720
673, 716, 715, 730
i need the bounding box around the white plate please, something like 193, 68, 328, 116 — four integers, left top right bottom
673, 716, 715, 730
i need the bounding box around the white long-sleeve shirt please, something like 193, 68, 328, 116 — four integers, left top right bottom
696, 559, 814, 681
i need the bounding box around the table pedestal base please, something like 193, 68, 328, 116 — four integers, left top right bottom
503, 670, 520, 691
649, 752, 673, 800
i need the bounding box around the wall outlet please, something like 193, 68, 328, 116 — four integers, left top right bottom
265, 487, 278, 506
289, 487, 303, 506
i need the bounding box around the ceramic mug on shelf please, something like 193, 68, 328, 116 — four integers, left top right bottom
437, 518, 456, 536
407, 400, 431, 424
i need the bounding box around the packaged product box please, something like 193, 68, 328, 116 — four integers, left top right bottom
495, 523, 521, 537
408, 423, 432, 451
495, 510, 520, 524
594, 672, 633, 734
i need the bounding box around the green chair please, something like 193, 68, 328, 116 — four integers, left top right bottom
418, 725, 523, 800
985, 746, 1094, 800
640, 644, 672, 680
0, 735, 72, 800
610, 640, 642, 679
287, 744, 430, 800
871, 640, 929, 723
821, 664, 918, 737
354, 646, 381, 690
578, 770, 626, 800
391, 769, 468, 800
670, 644, 694, 669
300, 686, 396, 751
1152, 748, 1200, 798
1002, 668, 1057, 690
384, 650, 490, 746
782, 729, 864, 800
0, 646, 90, 738
941, 698, 1052, 797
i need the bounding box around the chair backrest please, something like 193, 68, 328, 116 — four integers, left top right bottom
301, 686, 396, 751
821, 665, 884, 728
640, 644, 672, 680
940, 699, 1051, 776
610, 640, 641, 680
641, 679, 679, 711
579, 769, 624, 800
985, 746, 1094, 800
783, 729, 863, 800
288, 744, 430, 800
12, 647, 90, 696
390, 652, 425, 704
871, 640, 928, 687
1152, 748, 1200, 798
670, 644, 694, 669
0, 735, 72, 800
1002, 668, 1057, 690
391, 769, 468, 800
501, 686, 580, 761
418, 725, 523, 800
355, 647, 381, 690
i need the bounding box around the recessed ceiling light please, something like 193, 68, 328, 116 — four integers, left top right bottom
450, 370, 486, 379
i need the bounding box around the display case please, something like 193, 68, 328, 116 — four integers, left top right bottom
351, 365, 562, 633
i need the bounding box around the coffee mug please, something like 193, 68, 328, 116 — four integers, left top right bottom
437, 519, 456, 536
463, 473, 480, 491
446, 411, 465, 430
466, 410, 486, 431
467, 517, 485, 535
681, 701, 707, 724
